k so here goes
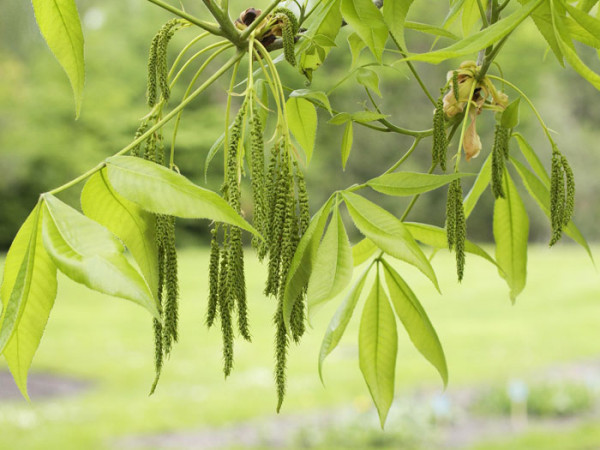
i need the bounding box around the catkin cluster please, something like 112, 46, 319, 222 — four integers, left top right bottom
491, 124, 510, 199
206, 96, 310, 403
549, 147, 575, 246
432, 92, 448, 171
207, 101, 251, 377
147, 19, 185, 107
446, 179, 466, 281
264, 141, 309, 411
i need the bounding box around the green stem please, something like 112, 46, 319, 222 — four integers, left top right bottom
170, 44, 233, 169
146, 0, 223, 36
224, 59, 242, 179
170, 40, 230, 88
46, 51, 244, 195
388, 33, 436, 106
400, 123, 460, 221
476, 0, 489, 27
201, 0, 242, 47
454, 82, 477, 171
487, 74, 555, 144
168, 32, 210, 79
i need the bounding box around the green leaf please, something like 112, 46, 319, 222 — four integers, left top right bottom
381, 259, 447, 387
81, 169, 159, 300
347, 32, 366, 68
565, 17, 600, 48
351, 111, 388, 123
552, 2, 600, 90
32, 0, 84, 117
105, 156, 258, 237
367, 172, 473, 196
523, 0, 564, 64
383, 0, 414, 50
341, 122, 354, 170
464, 153, 492, 218
406, 0, 544, 64
289, 89, 333, 115
307, 207, 354, 317
404, 222, 497, 268
501, 98, 521, 129
329, 112, 352, 125
462, 0, 482, 37
512, 133, 549, 185
356, 68, 381, 97
41, 194, 159, 319
341, 0, 389, 62
510, 157, 593, 262
352, 238, 378, 266
299, 0, 342, 79
342, 191, 439, 291
404, 21, 460, 40
283, 198, 335, 331
564, 2, 600, 45
0, 202, 57, 399
286, 97, 318, 163
319, 264, 371, 382
359, 271, 397, 428
493, 170, 529, 303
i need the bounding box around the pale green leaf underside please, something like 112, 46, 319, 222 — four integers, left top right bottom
359, 272, 397, 428
105, 156, 258, 237
319, 264, 370, 382
0, 202, 57, 400
307, 207, 354, 318
286, 97, 318, 163
342, 191, 439, 291
493, 170, 529, 303
381, 259, 448, 387
32, 0, 84, 117
42, 194, 159, 319
81, 169, 159, 300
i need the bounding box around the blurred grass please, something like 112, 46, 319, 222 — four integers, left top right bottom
0, 244, 599, 449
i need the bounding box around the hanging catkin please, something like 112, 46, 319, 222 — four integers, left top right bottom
207, 225, 221, 327
432, 93, 448, 171
147, 19, 183, 107
273, 8, 298, 67
249, 99, 267, 257
446, 179, 466, 281
550, 149, 565, 246
491, 124, 509, 199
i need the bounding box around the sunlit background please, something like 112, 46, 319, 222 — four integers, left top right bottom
1, 1, 600, 448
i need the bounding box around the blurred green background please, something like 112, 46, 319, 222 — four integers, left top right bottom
1, 0, 600, 448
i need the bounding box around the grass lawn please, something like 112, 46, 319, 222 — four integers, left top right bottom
0, 244, 599, 449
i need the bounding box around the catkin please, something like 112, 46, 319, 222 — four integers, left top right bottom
491, 124, 509, 199
147, 19, 183, 107
432, 94, 448, 171
454, 181, 466, 282
561, 155, 575, 227
250, 100, 267, 256
294, 161, 310, 235
445, 182, 457, 250
550, 150, 565, 246
207, 226, 221, 327
446, 180, 466, 281
274, 300, 288, 412
452, 71, 460, 102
